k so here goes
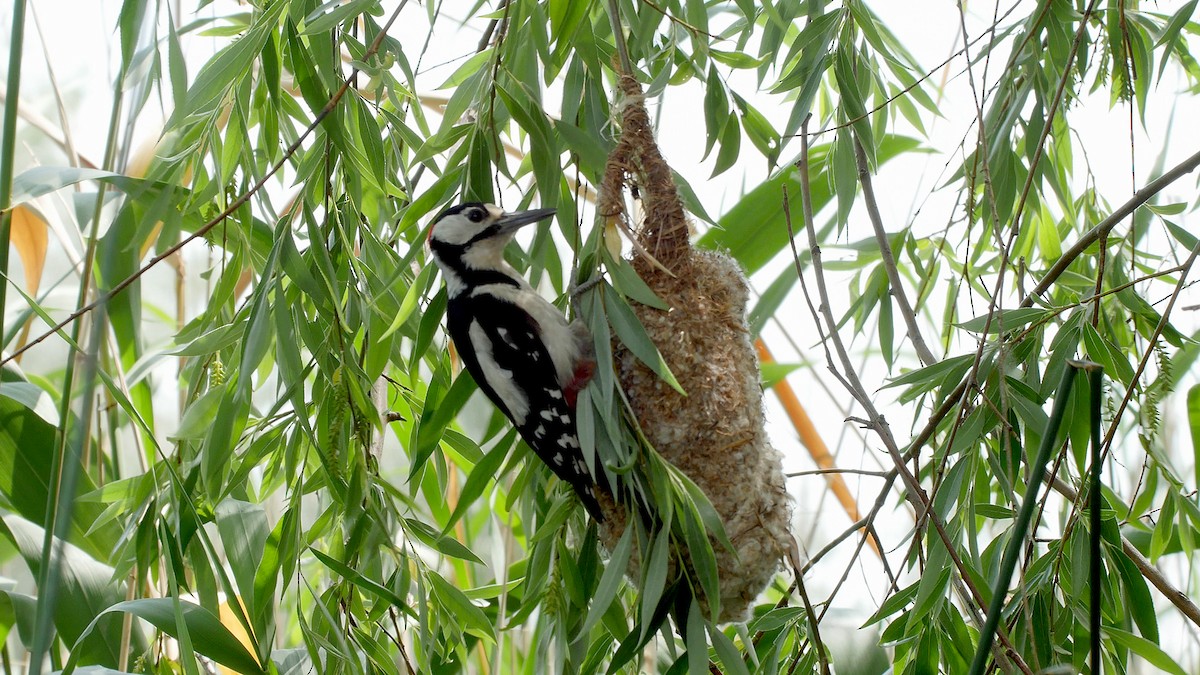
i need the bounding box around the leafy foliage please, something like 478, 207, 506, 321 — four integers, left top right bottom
1, 0, 1199, 673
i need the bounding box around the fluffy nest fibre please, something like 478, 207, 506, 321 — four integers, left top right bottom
596, 75, 792, 623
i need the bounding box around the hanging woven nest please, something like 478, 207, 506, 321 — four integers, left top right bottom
596, 74, 792, 624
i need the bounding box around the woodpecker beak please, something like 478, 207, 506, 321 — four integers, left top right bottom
493, 207, 556, 234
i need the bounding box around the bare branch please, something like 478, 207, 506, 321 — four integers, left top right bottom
853, 138, 937, 367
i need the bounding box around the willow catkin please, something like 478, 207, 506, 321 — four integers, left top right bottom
597, 75, 792, 623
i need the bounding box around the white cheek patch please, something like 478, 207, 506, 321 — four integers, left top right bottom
469, 320, 530, 423
433, 217, 477, 246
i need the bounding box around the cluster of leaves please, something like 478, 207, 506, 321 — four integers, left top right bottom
2, 0, 1200, 673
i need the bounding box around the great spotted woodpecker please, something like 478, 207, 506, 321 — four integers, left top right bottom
427, 202, 608, 520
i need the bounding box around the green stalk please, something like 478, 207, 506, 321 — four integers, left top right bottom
605, 0, 634, 75
968, 364, 1078, 675
28, 2, 130, 668
1088, 365, 1104, 674
0, 0, 29, 342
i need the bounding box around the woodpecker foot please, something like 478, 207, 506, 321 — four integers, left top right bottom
570, 276, 604, 297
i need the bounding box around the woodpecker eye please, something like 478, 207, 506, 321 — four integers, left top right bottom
468, 208, 485, 223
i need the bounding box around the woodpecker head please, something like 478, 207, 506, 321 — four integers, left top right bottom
427, 202, 556, 296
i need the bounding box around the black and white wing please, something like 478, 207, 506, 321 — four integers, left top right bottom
447, 293, 607, 519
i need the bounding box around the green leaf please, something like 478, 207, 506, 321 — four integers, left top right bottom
686, 600, 708, 675
863, 578, 920, 625
0, 516, 138, 668
697, 136, 919, 274
605, 251, 669, 310
760, 362, 802, 388
63, 597, 264, 675
442, 441, 510, 533
710, 49, 768, 69
301, 0, 381, 35
882, 353, 974, 391
638, 529, 672, 640
1144, 201, 1187, 216
1190, 384, 1200, 490
707, 622, 751, 675
1081, 323, 1136, 386
381, 262, 431, 340
1104, 627, 1187, 675
169, 2, 284, 126
404, 517, 483, 564
974, 503, 1015, 520
309, 548, 409, 610
410, 368, 478, 481
711, 114, 741, 178
603, 286, 685, 394
0, 394, 118, 560
833, 42, 873, 158
1111, 542, 1159, 643
427, 573, 495, 642
9, 167, 146, 206
581, 523, 632, 636
173, 385, 227, 441
958, 307, 1051, 333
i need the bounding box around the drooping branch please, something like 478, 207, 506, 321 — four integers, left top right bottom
1021, 147, 1200, 308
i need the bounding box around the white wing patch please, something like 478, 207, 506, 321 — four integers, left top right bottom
469, 320, 530, 424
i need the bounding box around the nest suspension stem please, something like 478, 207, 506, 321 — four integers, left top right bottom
605, 0, 634, 76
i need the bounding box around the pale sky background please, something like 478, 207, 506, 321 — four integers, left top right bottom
4, 1, 1200, 671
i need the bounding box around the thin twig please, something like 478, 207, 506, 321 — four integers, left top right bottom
1, 0, 411, 368
759, 339, 876, 556
853, 138, 937, 367
793, 564, 831, 675
640, 0, 720, 40
475, 0, 509, 52
781, 177, 884, 561
787, 468, 890, 478
1099, 240, 1200, 458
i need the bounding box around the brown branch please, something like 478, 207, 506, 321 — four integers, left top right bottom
1021, 147, 1200, 308
794, 564, 831, 675
853, 138, 937, 367
787, 468, 891, 478
639, 0, 720, 40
